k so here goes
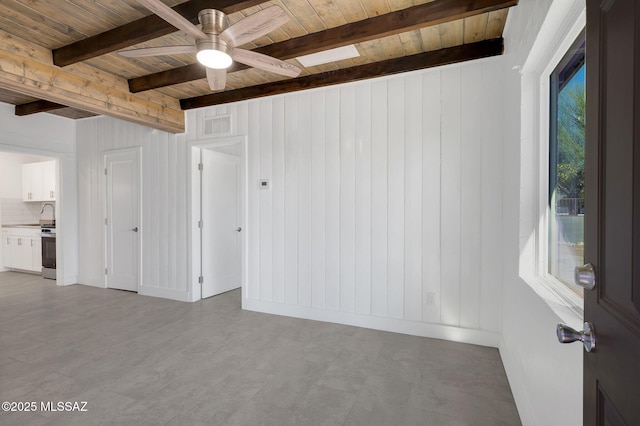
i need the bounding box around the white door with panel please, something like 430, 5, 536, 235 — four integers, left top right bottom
105, 149, 141, 292
201, 149, 242, 298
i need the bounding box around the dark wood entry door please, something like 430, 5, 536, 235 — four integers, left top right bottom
584, 0, 640, 424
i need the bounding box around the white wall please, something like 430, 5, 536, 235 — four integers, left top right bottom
75, 58, 506, 346
76, 118, 190, 301
499, 0, 583, 425
0, 154, 24, 200
186, 59, 505, 347
0, 102, 78, 285
0, 152, 51, 198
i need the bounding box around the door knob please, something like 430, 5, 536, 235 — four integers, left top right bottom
236, 227, 242, 232
575, 263, 596, 290
130, 227, 139, 232
557, 322, 596, 352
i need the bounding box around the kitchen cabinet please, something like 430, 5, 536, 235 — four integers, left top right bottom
2, 228, 41, 272
13, 235, 33, 271
32, 237, 42, 272
22, 163, 42, 201
2, 230, 10, 268
22, 161, 56, 202
41, 161, 56, 201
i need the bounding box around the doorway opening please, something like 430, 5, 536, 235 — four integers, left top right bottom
189, 136, 247, 302
0, 151, 62, 284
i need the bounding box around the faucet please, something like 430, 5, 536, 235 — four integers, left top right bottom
40, 203, 56, 221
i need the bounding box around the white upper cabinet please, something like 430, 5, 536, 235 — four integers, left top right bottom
41, 160, 56, 201
22, 161, 55, 202
22, 162, 42, 201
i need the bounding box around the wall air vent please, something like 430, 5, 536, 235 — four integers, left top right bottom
203, 115, 232, 136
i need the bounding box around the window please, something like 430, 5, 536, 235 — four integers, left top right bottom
517, 2, 585, 322
548, 31, 585, 297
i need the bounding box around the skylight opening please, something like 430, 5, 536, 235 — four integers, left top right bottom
296, 45, 360, 67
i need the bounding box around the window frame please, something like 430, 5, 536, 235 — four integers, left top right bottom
547, 30, 586, 294
518, 1, 586, 323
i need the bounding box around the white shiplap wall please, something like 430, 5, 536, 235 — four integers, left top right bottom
187, 59, 505, 344
76, 118, 190, 301
76, 58, 504, 344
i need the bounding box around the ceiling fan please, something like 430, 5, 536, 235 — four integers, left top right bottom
119, 0, 302, 91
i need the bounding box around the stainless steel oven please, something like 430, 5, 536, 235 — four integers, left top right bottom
41, 226, 56, 279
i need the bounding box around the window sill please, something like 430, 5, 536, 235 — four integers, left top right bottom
520, 273, 584, 329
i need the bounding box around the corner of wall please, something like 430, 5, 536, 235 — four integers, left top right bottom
139, 285, 191, 302
499, 336, 534, 425
499, 2, 584, 425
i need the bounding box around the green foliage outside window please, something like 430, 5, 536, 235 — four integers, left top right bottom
556, 67, 585, 215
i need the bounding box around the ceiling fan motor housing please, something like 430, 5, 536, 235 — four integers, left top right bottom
198, 9, 229, 35
196, 9, 232, 68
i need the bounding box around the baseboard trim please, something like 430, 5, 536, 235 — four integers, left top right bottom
139, 285, 190, 302
244, 299, 500, 348
77, 276, 106, 288
60, 275, 78, 286
499, 337, 532, 425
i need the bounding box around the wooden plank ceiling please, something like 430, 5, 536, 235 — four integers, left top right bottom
0, 0, 517, 133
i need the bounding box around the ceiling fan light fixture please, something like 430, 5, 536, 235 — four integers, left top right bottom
197, 49, 232, 69
196, 39, 233, 69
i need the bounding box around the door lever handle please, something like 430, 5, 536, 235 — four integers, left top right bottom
557, 322, 596, 352
130, 227, 139, 232
236, 227, 242, 232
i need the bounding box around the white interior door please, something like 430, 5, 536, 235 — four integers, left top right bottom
105, 148, 140, 292
201, 149, 241, 298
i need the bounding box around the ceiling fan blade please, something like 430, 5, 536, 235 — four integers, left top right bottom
233, 49, 301, 78
135, 0, 207, 40
206, 67, 227, 91
118, 45, 196, 57
219, 5, 289, 47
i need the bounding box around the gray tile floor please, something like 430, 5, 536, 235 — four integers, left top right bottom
0, 272, 521, 426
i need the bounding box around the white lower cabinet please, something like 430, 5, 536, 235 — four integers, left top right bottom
32, 238, 42, 271
2, 230, 14, 268
2, 228, 41, 272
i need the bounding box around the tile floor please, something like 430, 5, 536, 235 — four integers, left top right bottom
0, 272, 521, 425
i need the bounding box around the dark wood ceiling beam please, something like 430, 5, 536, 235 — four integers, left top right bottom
52, 0, 267, 67
255, 0, 515, 59
129, 62, 245, 93
180, 38, 504, 110
15, 100, 66, 116
129, 0, 517, 92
